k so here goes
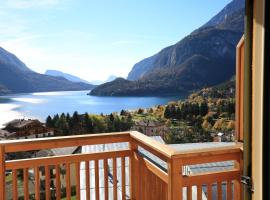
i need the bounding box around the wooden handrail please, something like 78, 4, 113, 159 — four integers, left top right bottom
172, 142, 243, 157
6, 150, 131, 170
0, 131, 131, 153
0, 131, 243, 200
182, 169, 241, 186
130, 131, 176, 161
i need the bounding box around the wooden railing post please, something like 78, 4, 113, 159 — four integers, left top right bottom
234, 151, 243, 200
0, 145, 6, 200
129, 140, 139, 200
167, 157, 182, 200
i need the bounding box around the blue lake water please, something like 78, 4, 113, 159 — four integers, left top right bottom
0, 90, 184, 127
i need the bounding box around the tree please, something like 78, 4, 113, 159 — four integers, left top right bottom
72, 111, 79, 123
70, 111, 80, 131
227, 121, 235, 130
46, 116, 54, 127
202, 120, 212, 130
193, 103, 200, 116
55, 114, 69, 136
137, 108, 144, 114
66, 113, 71, 122
83, 113, 93, 133
149, 108, 154, 113
52, 114, 59, 125
120, 110, 127, 116
109, 113, 115, 122
200, 102, 208, 116
113, 116, 121, 131
164, 106, 171, 119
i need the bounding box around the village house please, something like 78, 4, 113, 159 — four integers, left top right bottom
131, 119, 168, 137
0, 119, 54, 140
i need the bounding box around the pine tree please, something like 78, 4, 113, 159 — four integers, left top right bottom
84, 113, 93, 133
164, 106, 171, 119
200, 102, 208, 116
46, 116, 54, 127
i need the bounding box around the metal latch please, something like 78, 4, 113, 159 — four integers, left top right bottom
241, 176, 254, 193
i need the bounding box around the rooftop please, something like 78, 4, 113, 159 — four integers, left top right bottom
4, 119, 42, 129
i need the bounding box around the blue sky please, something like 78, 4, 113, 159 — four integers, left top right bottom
0, 0, 231, 82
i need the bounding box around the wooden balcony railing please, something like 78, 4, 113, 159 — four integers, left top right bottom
0, 131, 243, 200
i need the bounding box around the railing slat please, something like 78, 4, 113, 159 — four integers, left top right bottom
121, 157, 126, 200
113, 158, 117, 200
207, 183, 212, 200
66, 163, 71, 200
55, 165, 61, 200
167, 158, 182, 200
227, 180, 232, 200
149, 172, 153, 200
217, 181, 222, 200
23, 168, 29, 200
45, 166, 50, 200
34, 166, 40, 200
76, 162, 81, 200
145, 167, 149, 200
85, 161, 90, 200
140, 156, 168, 184
104, 159, 108, 200
141, 158, 145, 200
12, 169, 17, 200
0, 146, 5, 200
129, 142, 138, 199
95, 160, 100, 200
197, 185, 202, 200
233, 179, 241, 200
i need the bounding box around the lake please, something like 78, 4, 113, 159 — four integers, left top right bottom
0, 90, 184, 128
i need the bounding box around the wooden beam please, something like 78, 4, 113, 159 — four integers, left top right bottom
45, 166, 50, 200
0, 132, 130, 153
0, 145, 6, 200
130, 131, 175, 161
167, 158, 182, 200
85, 161, 90, 200
55, 165, 61, 200
182, 169, 240, 187
129, 141, 138, 200
34, 167, 40, 200
6, 150, 131, 170
95, 160, 100, 200
12, 169, 17, 200
75, 162, 81, 200
139, 155, 168, 184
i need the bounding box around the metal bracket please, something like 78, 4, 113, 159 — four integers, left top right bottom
241, 176, 254, 193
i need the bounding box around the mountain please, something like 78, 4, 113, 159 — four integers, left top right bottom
90, 0, 244, 96
45, 69, 91, 84
90, 75, 118, 85
105, 75, 117, 82
0, 84, 10, 95
0, 47, 95, 95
